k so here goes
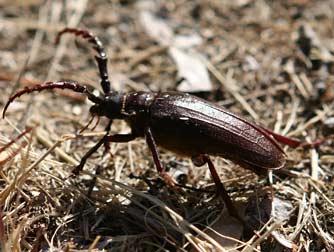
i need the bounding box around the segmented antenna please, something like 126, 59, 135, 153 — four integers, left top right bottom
2, 81, 101, 118
56, 28, 112, 94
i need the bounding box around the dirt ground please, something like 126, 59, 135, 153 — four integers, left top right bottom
0, 1, 333, 251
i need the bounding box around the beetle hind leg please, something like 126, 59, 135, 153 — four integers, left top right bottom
192, 155, 245, 224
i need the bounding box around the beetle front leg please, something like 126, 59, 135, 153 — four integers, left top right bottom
73, 121, 137, 174
73, 120, 112, 174
192, 155, 244, 224
145, 127, 176, 186
73, 132, 137, 174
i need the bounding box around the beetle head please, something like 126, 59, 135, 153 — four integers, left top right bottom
89, 92, 125, 119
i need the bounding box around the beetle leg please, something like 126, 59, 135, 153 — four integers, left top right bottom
105, 133, 137, 142
72, 120, 112, 174
73, 132, 137, 175
145, 127, 176, 186
192, 155, 244, 223
79, 115, 95, 133
73, 133, 107, 175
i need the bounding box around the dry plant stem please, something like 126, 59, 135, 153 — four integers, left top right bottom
206, 60, 259, 120
204, 226, 258, 252
8, 56, 31, 99
0, 126, 33, 169
242, 221, 282, 252
295, 196, 313, 242
219, 83, 290, 107
88, 235, 102, 250
16, 136, 70, 188
289, 72, 309, 99
290, 194, 307, 241
9, 3, 52, 134
0, 73, 39, 86
0, 18, 64, 32
0, 210, 6, 244
128, 45, 168, 68
310, 143, 320, 205
127, 142, 135, 174
8, 216, 27, 252
28, 1, 49, 65
312, 209, 334, 249
299, 73, 313, 95
321, 155, 334, 163
0, 135, 72, 206
0, 127, 32, 153
281, 100, 299, 136
308, 180, 334, 208
274, 110, 283, 134
0, 141, 28, 166
284, 60, 310, 99
287, 106, 330, 137
46, 0, 88, 80
35, 128, 79, 166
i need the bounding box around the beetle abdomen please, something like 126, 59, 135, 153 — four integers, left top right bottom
149, 92, 285, 170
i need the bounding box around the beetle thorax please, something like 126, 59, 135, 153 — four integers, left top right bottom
89, 91, 156, 120
123, 91, 156, 116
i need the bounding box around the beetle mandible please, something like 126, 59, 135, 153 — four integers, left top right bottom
2, 28, 308, 221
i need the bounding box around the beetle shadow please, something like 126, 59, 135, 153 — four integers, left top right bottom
62, 175, 224, 251
58, 167, 282, 251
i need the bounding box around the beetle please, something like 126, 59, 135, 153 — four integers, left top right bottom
2, 28, 310, 221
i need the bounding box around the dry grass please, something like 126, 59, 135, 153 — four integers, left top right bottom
0, 1, 333, 251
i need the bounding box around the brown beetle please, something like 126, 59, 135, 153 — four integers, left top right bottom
2, 28, 313, 221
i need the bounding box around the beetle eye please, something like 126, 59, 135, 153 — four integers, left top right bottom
89, 105, 99, 115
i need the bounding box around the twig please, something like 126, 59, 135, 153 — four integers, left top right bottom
206, 61, 259, 120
